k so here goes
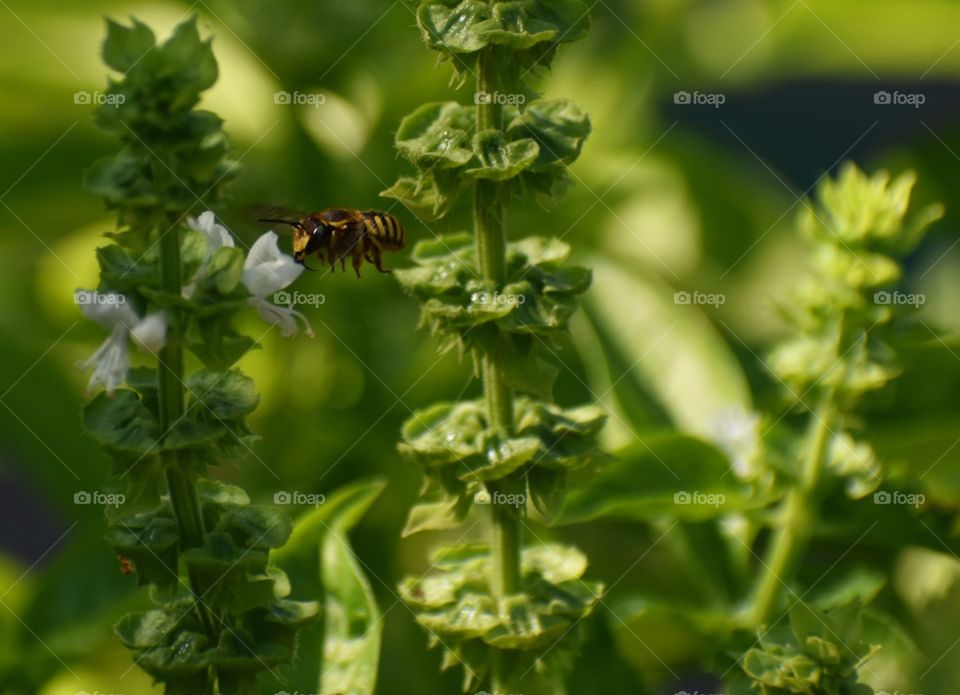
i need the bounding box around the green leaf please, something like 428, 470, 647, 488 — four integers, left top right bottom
466, 129, 540, 181
402, 474, 473, 536
417, 0, 492, 53
416, 0, 590, 59
216, 505, 293, 550
96, 243, 157, 291
395, 102, 475, 169
586, 255, 754, 445
400, 542, 602, 689
380, 173, 464, 221
558, 434, 758, 524
320, 483, 385, 695
186, 368, 259, 420
473, 1, 559, 49
102, 18, 156, 72
162, 419, 224, 451
202, 246, 246, 297
83, 389, 158, 454
188, 315, 258, 371
507, 98, 591, 170
268, 481, 386, 695
107, 511, 180, 591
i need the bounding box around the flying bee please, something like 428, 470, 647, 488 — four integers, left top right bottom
256, 206, 405, 277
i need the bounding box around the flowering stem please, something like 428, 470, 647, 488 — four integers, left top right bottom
474, 48, 522, 691
154, 189, 217, 641
749, 387, 836, 625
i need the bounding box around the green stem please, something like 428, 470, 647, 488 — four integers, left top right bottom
749, 388, 836, 626
475, 48, 522, 691
154, 188, 217, 642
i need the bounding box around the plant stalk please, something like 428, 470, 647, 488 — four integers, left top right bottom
475, 48, 522, 691
749, 388, 836, 625
155, 193, 217, 641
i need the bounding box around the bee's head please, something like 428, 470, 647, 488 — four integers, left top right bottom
292, 227, 311, 264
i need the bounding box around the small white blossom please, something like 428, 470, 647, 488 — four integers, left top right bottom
242, 231, 313, 337
75, 290, 169, 394
709, 406, 761, 478
188, 210, 235, 260
130, 312, 169, 354
79, 323, 130, 395
183, 211, 237, 297
183, 211, 312, 338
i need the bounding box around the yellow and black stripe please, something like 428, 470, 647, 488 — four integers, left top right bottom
361, 210, 405, 250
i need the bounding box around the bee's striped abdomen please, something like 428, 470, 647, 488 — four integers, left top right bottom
361, 210, 405, 250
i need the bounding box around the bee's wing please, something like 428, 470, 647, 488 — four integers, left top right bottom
243, 204, 308, 233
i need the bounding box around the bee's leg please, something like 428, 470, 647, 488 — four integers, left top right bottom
370, 244, 389, 273
352, 246, 363, 278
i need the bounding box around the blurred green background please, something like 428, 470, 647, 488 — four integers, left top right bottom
2, 1, 960, 693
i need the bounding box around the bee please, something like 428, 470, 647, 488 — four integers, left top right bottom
256, 206, 406, 277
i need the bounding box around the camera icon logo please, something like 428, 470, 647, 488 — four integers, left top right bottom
874, 290, 891, 304
874, 90, 891, 104
473, 490, 492, 505
274, 491, 292, 504
274, 90, 292, 104
74, 491, 91, 505
273, 290, 291, 304
674, 91, 691, 104
674, 290, 691, 305
674, 491, 691, 504
873, 491, 891, 504
74, 91, 92, 104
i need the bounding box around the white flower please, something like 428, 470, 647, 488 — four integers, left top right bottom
183, 211, 237, 298
130, 312, 169, 354
75, 290, 168, 395
183, 211, 312, 338
709, 406, 761, 478
242, 231, 313, 337
79, 323, 130, 395
188, 210, 235, 260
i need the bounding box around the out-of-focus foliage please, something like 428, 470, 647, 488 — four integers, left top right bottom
2, 0, 960, 694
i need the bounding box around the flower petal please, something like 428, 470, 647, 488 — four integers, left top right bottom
242, 232, 304, 298
75, 290, 138, 329
130, 312, 168, 354
248, 298, 314, 338
79, 323, 130, 394
243, 230, 284, 270
188, 210, 235, 258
